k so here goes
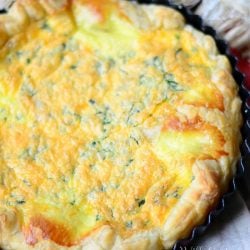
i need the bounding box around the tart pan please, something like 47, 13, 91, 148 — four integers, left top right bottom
0, 1, 249, 249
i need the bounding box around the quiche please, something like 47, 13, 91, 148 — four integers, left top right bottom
0, 0, 242, 249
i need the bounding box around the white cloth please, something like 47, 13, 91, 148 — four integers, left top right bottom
193, 191, 250, 250
0, 0, 14, 9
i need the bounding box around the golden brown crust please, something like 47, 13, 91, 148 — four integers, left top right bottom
0, 0, 242, 249
119, 0, 185, 30
161, 160, 222, 248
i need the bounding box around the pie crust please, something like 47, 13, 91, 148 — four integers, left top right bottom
0, 0, 242, 249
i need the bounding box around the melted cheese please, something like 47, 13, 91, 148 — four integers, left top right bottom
0, 0, 227, 246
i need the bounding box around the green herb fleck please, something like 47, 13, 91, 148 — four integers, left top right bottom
146, 56, 164, 72
91, 141, 97, 147
108, 58, 116, 69
130, 135, 139, 145
21, 83, 37, 97
96, 214, 101, 221
172, 191, 180, 198
61, 176, 68, 183
41, 22, 51, 31
163, 73, 183, 91
70, 64, 77, 70
0, 108, 8, 121
175, 48, 183, 56
111, 183, 119, 189
15, 112, 24, 121
19, 148, 35, 161
125, 221, 133, 229
70, 200, 76, 206
95, 62, 105, 75
71, 167, 76, 176
15, 51, 23, 58
22, 179, 31, 186
89, 164, 96, 171
165, 189, 180, 199
137, 198, 145, 207
175, 34, 180, 40
100, 185, 106, 192
121, 51, 136, 63
61, 43, 66, 50
125, 159, 134, 167
16, 199, 26, 205
0, 174, 4, 186
126, 103, 143, 124
89, 99, 96, 105
74, 113, 81, 122
96, 106, 113, 126
110, 209, 114, 218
